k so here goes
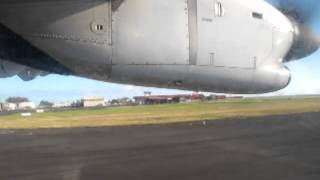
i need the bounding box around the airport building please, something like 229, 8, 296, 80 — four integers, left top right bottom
17, 102, 36, 110
82, 96, 105, 108
53, 101, 73, 108
134, 92, 243, 105
0, 101, 37, 111
134, 93, 205, 105
208, 95, 227, 100
1, 102, 17, 111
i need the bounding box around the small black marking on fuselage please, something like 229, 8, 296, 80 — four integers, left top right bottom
202, 18, 213, 22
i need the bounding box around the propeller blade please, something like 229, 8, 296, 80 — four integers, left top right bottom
267, 0, 320, 61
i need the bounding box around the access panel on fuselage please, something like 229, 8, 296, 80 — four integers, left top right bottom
197, 0, 273, 68
112, 0, 190, 65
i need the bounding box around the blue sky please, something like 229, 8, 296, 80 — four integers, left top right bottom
0, 50, 319, 103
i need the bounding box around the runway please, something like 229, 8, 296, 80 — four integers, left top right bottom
1, 112, 320, 180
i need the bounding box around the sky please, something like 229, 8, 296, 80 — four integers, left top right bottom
0, 0, 320, 103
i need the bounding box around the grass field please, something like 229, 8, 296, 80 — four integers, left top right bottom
0, 97, 320, 129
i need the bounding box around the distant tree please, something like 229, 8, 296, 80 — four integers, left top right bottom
205, 95, 213, 101
71, 100, 83, 108
39, 100, 54, 108
119, 97, 133, 105
110, 99, 120, 105
6, 97, 29, 103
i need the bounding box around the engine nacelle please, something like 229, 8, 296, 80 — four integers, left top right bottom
251, 65, 292, 93
111, 63, 292, 94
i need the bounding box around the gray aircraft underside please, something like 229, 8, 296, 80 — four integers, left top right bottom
0, 0, 318, 94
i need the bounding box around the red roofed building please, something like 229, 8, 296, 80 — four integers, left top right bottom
134, 93, 204, 105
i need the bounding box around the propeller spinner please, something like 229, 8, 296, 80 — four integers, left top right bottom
269, 0, 320, 61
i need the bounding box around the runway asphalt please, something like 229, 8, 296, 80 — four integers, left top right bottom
1, 112, 320, 180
